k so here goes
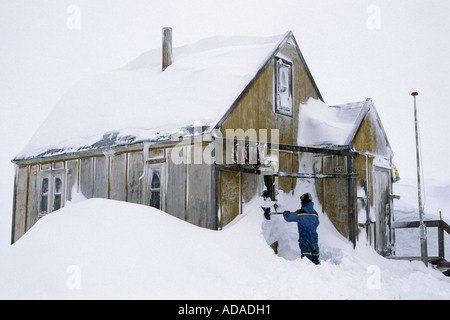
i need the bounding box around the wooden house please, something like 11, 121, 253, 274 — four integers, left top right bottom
11, 29, 396, 256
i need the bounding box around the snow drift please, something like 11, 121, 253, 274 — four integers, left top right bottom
1, 189, 449, 299
297, 98, 367, 146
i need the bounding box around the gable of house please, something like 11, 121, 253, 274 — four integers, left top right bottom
218, 32, 322, 144
294, 97, 393, 241
214, 32, 324, 226
351, 99, 393, 162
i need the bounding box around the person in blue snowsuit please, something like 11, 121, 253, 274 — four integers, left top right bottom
283, 193, 320, 265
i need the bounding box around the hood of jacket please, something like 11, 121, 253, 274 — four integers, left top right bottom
301, 201, 315, 214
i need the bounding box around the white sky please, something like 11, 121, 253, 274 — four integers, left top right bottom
0, 0, 449, 212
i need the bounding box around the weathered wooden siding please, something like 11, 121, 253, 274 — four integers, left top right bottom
26, 165, 39, 232
12, 166, 28, 243
373, 167, 392, 255
220, 41, 320, 145
11, 142, 218, 242
353, 107, 393, 251
218, 170, 240, 228
187, 159, 212, 228
109, 153, 127, 201
127, 152, 144, 204
217, 39, 322, 227
80, 158, 94, 199
94, 156, 108, 199
353, 108, 392, 159
353, 108, 391, 211
321, 155, 350, 238
166, 147, 186, 220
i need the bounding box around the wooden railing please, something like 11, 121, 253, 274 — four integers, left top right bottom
392, 219, 450, 260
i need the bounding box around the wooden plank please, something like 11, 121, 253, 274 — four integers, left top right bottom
26, 165, 39, 231
109, 153, 127, 201
93, 156, 108, 199
218, 137, 359, 157
274, 142, 359, 157
187, 154, 211, 228
10, 166, 18, 244
323, 156, 349, 239
127, 152, 144, 204
13, 166, 28, 242
217, 164, 262, 175
215, 164, 358, 179
276, 171, 359, 179
79, 158, 93, 198
166, 147, 186, 220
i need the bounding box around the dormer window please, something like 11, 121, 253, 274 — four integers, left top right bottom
274, 56, 293, 116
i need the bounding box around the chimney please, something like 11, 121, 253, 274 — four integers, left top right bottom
162, 27, 172, 71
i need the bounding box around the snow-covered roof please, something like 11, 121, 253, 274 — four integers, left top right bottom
16, 30, 376, 162
297, 98, 369, 146
15, 32, 293, 160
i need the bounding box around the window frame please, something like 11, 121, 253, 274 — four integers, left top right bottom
53, 175, 63, 211
149, 167, 161, 209
40, 177, 50, 215
39, 168, 65, 218
146, 162, 165, 211
274, 56, 293, 117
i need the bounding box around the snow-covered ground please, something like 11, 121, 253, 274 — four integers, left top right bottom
0, 179, 449, 300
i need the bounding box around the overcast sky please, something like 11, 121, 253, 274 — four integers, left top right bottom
0, 0, 449, 225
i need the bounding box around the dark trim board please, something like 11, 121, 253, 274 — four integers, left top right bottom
215, 164, 359, 179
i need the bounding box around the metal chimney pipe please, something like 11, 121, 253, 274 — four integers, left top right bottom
162, 27, 172, 71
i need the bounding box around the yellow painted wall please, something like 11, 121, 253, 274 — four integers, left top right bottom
218, 37, 322, 227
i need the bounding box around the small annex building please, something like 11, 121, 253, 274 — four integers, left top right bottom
11, 29, 397, 256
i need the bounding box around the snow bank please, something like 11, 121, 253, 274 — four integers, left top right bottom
298, 98, 365, 146
1, 192, 449, 299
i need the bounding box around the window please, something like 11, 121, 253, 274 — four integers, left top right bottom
53, 177, 62, 211
39, 170, 65, 217
149, 168, 161, 209
41, 178, 49, 214
146, 160, 165, 211
274, 56, 293, 116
